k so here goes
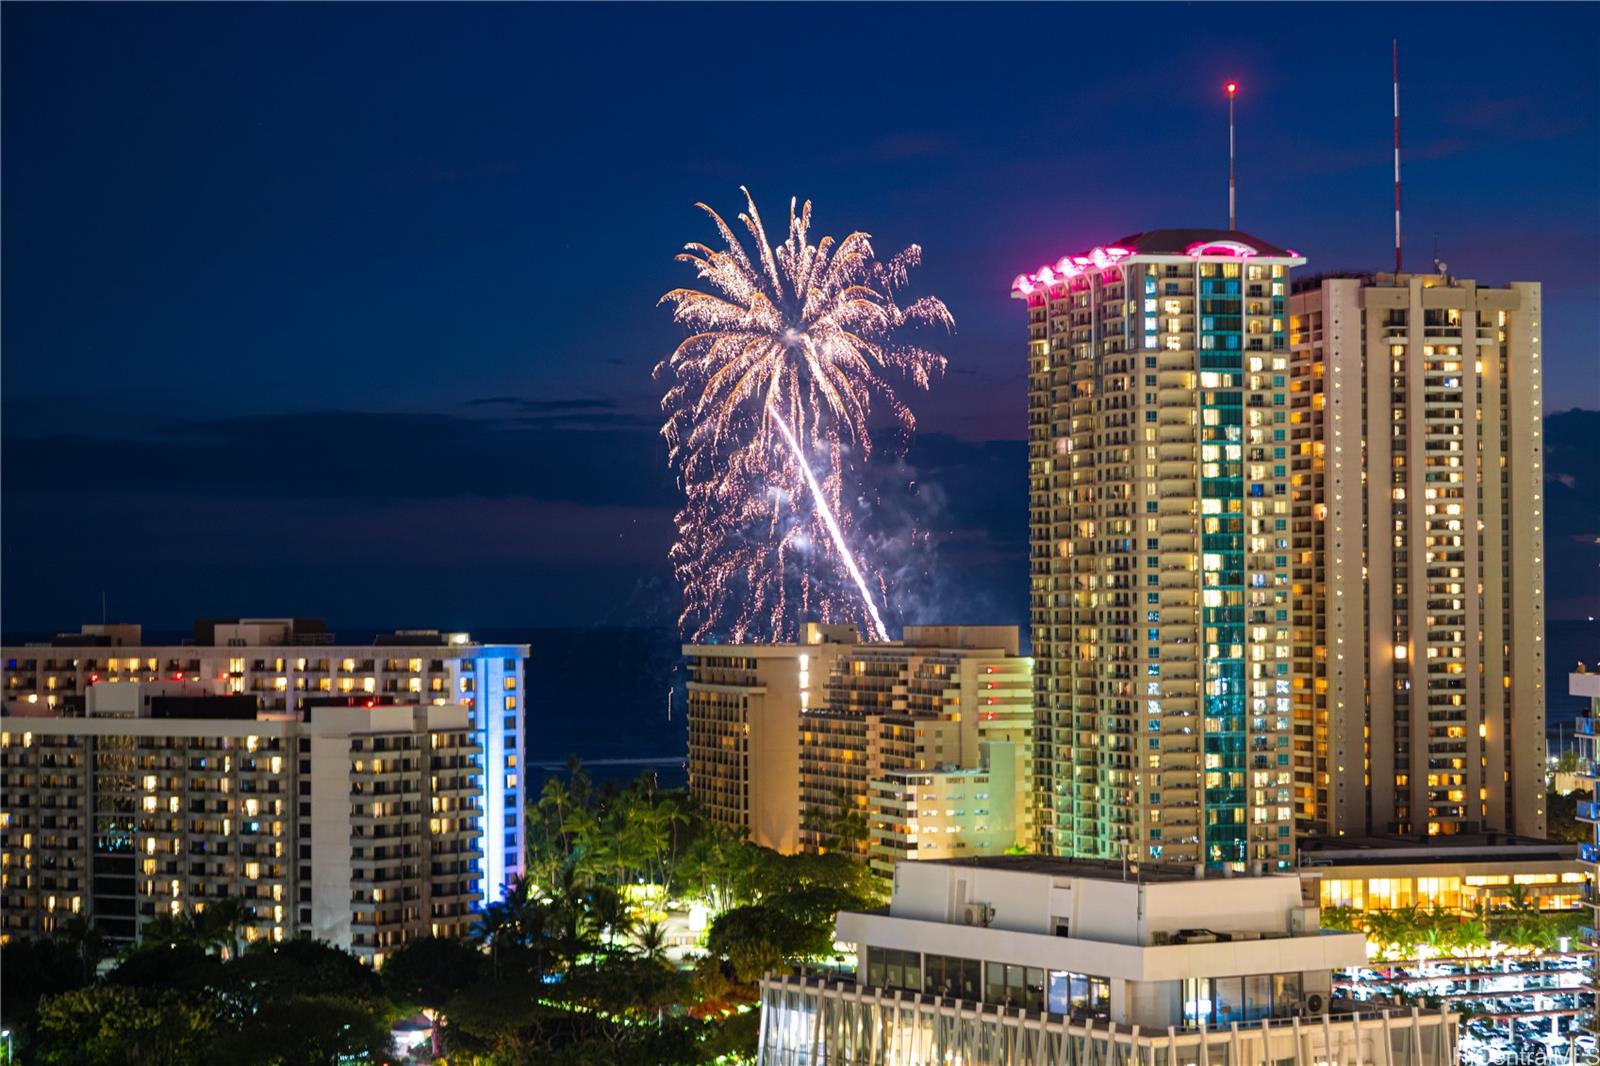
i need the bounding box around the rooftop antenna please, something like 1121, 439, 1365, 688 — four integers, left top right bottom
1393, 40, 1402, 274
1226, 80, 1239, 230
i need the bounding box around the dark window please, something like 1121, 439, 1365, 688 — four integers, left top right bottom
865, 947, 920, 992
922, 955, 981, 1001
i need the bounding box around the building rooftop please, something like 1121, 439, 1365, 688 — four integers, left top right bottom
5, 621, 522, 651
1011, 228, 1302, 296
918, 854, 1211, 884
1299, 834, 1577, 865
1111, 227, 1295, 258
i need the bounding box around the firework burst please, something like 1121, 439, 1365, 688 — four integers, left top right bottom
657, 188, 952, 642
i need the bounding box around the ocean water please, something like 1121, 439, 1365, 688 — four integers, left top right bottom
507, 618, 1600, 788
4, 619, 1589, 791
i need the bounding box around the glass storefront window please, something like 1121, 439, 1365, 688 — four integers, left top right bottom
1272, 972, 1300, 1012
1048, 970, 1110, 1021
1244, 973, 1272, 1020
1214, 977, 1244, 1025
923, 955, 981, 1000
866, 947, 920, 991
1183, 977, 1212, 1025
1184, 973, 1303, 1026
1090, 976, 1110, 1016
986, 962, 1007, 1005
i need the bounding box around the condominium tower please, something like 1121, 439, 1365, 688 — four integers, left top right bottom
685, 624, 1032, 871
0, 682, 483, 966
1, 619, 529, 898
1286, 273, 1546, 839
1014, 230, 1306, 870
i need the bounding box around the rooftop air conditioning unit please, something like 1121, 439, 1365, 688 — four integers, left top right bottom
1301, 992, 1327, 1016
1288, 906, 1320, 935
962, 902, 995, 927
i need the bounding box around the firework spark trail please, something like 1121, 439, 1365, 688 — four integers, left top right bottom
765, 401, 889, 642
657, 188, 952, 641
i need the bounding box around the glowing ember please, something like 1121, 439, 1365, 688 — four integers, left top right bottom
657, 188, 951, 641
766, 402, 889, 642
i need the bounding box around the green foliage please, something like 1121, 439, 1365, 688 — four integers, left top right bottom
1319, 905, 1361, 932
35, 984, 220, 1066
698, 1007, 760, 1063
214, 937, 386, 1004
443, 976, 550, 1043
0, 933, 99, 1060
801, 790, 870, 856
707, 906, 805, 982
0, 935, 89, 1015
676, 822, 765, 915
381, 935, 489, 1012
216, 992, 393, 1065
526, 763, 688, 895
1353, 893, 1587, 960
107, 942, 220, 990
132, 896, 248, 958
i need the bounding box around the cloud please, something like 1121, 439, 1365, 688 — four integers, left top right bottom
465, 394, 661, 431
1, 407, 676, 509
467, 396, 616, 412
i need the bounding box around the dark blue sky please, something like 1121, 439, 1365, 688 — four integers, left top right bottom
4, 3, 1597, 631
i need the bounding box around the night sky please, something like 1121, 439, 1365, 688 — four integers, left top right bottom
4, 3, 1597, 633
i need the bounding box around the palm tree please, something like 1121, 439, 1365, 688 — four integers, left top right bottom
472, 891, 527, 979
633, 920, 670, 966
1417, 905, 1454, 961
586, 884, 635, 952
139, 910, 195, 951
192, 897, 246, 960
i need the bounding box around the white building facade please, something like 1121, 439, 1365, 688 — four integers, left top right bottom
1286, 274, 1546, 840
758, 856, 1456, 1064
1, 682, 483, 967
1, 619, 528, 898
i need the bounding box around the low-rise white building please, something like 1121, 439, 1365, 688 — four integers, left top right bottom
758, 856, 1456, 1064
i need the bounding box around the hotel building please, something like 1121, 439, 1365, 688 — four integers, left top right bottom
1, 619, 528, 898
1014, 230, 1306, 871
685, 624, 1032, 870
758, 855, 1456, 1065
0, 682, 483, 967
1286, 274, 1546, 839
685, 623, 860, 853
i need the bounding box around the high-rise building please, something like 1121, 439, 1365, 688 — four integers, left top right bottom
685, 624, 1032, 869
0, 682, 483, 967
685, 623, 860, 853
1015, 231, 1305, 870
1287, 273, 1546, 838
1, 619, 529, 898
801, 626, 1032, 873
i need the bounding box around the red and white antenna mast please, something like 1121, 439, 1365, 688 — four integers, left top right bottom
1226, 80, 1238, 230
1393, 40, 1402, 274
